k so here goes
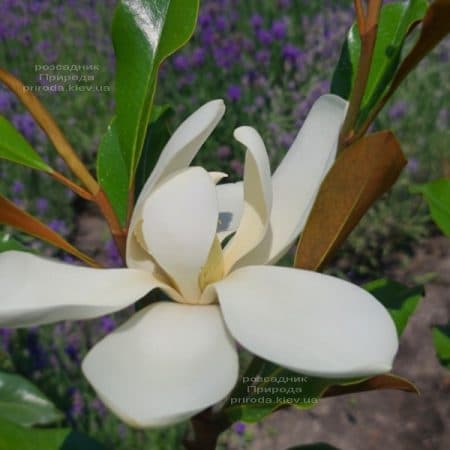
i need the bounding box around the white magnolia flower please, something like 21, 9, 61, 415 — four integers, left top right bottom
0, 95, 398, 428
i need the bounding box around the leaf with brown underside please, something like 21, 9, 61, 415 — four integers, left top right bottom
323, 373, 419, 397
0, 196, 100, 268
294, 131, 406, 271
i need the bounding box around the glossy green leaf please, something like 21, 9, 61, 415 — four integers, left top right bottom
364, 278, 424, 336
0, 418, 104, 450
386, 0, 450, 104
0, 116, 52, 172
113, 0, 199, 184
135, 104, 173, 198
287, 444, 340, 450
412, 178, 450, 236
224, 358, 339, 423
432, 324, 450, 370
96, 119, 129, 226
0, 371, 63, 427
0, 234, 31, 253
331, 0, 428, 125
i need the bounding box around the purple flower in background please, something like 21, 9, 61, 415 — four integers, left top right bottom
198, 11, 212, 29
0, 328, 13, 351
233, 421, 247, 435
100, 316, 116, 334
35, 197, 49, 214
215, 16, 227, 32
250, 13, 264, 29
105, 239, 123, 267
48, 219, 69, 236
256, 49, 271, 65
191, 47, 206, 66
406, 157, 420, 174
65, 343, 79, 362
256, 29, 273, 46
388, 100, 408, 120
91, 398, 107, 418
12, 180, 24, 195
26, 330, 48, 370
282, 43, 303, 64
271, 19, 287, 40
0, 90, 12, 112
278, 0, 292, 7
173, 54, 190, 71
230, 159, 244, 176
69, 388, 84, 419
227, 84, 241, 102
12, 113, 36, 141
217, 145, 232, 159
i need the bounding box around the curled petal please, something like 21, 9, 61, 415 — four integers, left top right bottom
223, 126, 272, 272
242, 95, 348, 266
127, 99, 225, 269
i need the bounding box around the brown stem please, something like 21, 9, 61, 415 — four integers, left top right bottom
0, 68, 99, 195
94, 190, 127, 260
182, 410, 230, 450
338, 0, 382, 152
0, 68, 133, 255
50, 172, 93, 201
354, 0, 366, 32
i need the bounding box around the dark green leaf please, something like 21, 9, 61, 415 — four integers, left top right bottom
0, 419, 105, 450
432, 324, 450, 370
113, 0, 199, 184
330, 32, 358, 99
135, 104, 173, 198
0, 234, 31, 253
224, 359, 338, 423
287, 444, 340, 450
96, 119, 129, 226
412, 178, 450, 236
331, 0, 427, 125
0, 371, 63, 427
364, 278, 424, 336
0, 116, 52, 172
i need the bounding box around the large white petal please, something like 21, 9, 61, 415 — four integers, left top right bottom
141, 167, 218, 302
207, 266, 398, 378
240, 95, 348, 266
223, 127, 272, 273
82, 302, 239, 428
0, 251, 181, 327
126, 100, 225, 269
216, 181, 243, 241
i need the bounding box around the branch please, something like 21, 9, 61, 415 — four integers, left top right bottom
94, 190, 127, 260
0, 68, 99, 195
182, 409, 230, 450
0, 68, 128, 257
338, 0, 382, 151
50, 172, 93, 201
